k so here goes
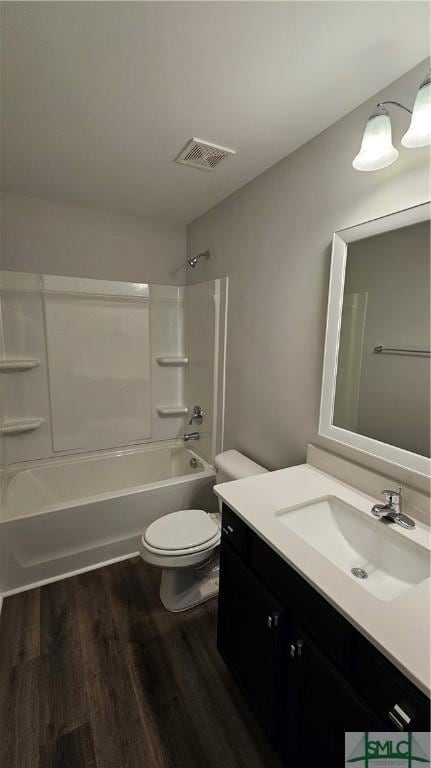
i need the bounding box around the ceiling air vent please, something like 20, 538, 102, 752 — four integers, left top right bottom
175, 138, 236, 171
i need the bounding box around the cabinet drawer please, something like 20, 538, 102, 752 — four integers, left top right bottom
221, 505, 250, 559
250, 533, 352, 674
351, 634, 430, 730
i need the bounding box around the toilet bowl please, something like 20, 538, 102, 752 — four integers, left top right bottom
140, 450, 268, 612
141, 508, 221, 611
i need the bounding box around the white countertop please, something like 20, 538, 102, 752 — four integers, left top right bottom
214, 463, 431, 695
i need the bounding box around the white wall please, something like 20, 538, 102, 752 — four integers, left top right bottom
187, 62, 430, 488
1, 193, 187, 285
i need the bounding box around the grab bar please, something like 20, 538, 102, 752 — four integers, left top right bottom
374, 345, 430, 357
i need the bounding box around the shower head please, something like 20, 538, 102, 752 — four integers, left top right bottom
187, 250, 210, 268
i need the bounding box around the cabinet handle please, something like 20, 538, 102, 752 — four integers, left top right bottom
267, 613, 279, 629
289, 640, 303, 658
222, 525, 234, 535
388, 704, 411, 731
388, 711, 405, 731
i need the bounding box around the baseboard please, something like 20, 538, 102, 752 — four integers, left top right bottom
2, 551, 140, 598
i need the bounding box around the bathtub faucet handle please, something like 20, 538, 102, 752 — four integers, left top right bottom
188, 405, 203, 426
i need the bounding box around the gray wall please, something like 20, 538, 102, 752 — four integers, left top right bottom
1, 193, 187, 285
187, 62, 430, 484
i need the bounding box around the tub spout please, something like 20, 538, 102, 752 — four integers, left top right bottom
184, 432, 200, 442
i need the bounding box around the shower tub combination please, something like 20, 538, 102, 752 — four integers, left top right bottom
0, 443, 216, 594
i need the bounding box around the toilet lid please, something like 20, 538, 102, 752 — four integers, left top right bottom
144, 509, 219, 552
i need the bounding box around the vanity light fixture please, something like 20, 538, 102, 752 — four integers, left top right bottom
402, 71, 431, 148
353, 71, 431, 171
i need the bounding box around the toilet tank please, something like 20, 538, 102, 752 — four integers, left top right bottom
214, 449, 268, 484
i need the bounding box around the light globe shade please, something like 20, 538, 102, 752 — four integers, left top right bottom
353, 107, 399, 171
401, 74, 431, 149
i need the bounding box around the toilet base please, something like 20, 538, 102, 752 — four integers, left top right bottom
160, 557, 219, 612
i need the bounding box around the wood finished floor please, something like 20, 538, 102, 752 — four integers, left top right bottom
0, 557, 283, 768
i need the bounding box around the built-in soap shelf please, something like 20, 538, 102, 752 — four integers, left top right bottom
0, 417, 45, 435
156, 356, 189, 367
0, 358, 40, 371
156, 406, 189, 417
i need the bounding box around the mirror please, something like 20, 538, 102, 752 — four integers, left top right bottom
334, 221, 430, 456
320, 203, 431, 478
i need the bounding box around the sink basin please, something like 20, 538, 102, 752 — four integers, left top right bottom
275, 496, 429, 602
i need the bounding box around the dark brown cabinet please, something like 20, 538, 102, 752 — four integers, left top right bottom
218, 505, 430, 765
282, 624, 384, 765
218, 543, 286, 739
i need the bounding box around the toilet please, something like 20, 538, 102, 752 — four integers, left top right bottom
140, 450, 268, 612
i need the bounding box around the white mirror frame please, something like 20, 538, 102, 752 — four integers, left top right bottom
319, 201, 431, 479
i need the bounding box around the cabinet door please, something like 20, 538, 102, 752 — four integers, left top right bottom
351, 633, 431, 731
282, 626, 385, 766
217, 541, 286, 739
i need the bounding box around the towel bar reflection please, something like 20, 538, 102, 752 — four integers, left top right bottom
374, 345, 431, 357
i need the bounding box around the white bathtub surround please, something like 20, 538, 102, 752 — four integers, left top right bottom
214, 464, 430, 694
0, 274, 182, 461
0, 271, 227, 466
46, 293, 152, 451
183, 279, 228, 464
184, 281, 215, 461
149, 283, 187, 443
0, 417, 45, 435
0, 442, 216, 594
156, 356, 189, 367
0, 280, 51, 462
156, 406, 189, 417
0, 358, 40, 370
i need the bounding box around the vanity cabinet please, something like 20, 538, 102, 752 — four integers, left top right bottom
218, 505, 430, 764
282, 624, 384, 765
218, 542, 286, 739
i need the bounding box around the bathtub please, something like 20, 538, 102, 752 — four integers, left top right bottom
0, 443, 216, 594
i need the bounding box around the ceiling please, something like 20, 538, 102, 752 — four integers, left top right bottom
1, 2, 429, 223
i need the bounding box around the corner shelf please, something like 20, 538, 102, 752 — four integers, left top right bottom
156, 406, 189, 417
156, 356, 189, 367
0, 358, 40, 372
0, 417, 44, 435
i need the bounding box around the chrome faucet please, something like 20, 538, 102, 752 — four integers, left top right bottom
189, 405, 203, 426
371, 487, 415, 529
184, 431, 200, 442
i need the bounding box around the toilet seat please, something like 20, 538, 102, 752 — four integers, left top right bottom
143, 509, 220, 556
